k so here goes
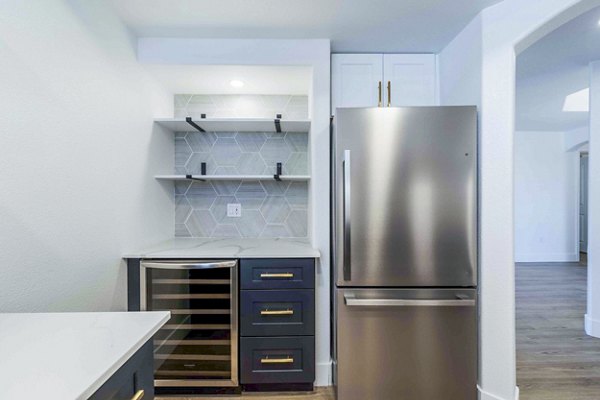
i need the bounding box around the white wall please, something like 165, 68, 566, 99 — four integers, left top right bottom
0, 0, 173, 312
565, 125, 590, 151
477, 1, 600, 399
439, 1, 600, 399
586, 61, 600, 336
438, 14, 483, 108
514, 131, 579, 262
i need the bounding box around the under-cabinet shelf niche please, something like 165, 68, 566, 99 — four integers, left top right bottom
164, 94, 311, 240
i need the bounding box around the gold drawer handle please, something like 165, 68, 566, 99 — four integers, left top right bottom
260, 309, 294, 316
260, 273, 294, 279
131, 390, 145, 400
261, 356, 294, 364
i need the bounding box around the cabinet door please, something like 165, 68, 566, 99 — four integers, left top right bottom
383, 54, 436, 106
331, 54, 383, 114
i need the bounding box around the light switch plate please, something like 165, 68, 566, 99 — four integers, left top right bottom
227, 203, 242, 218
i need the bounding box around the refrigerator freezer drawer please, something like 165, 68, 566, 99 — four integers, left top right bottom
335, 288, 477, 400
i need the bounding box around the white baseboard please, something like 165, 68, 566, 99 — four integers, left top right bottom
585, 314, 600, 338
315, 360, 332, 387
478, 386, 519, 400
515, 253, 579, 263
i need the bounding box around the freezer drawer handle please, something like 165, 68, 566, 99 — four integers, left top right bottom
344, 294, 475, 307
260, 272, 294, 279
140, 260, 236, 270
260, 309, 294, 316
260, 356, 294, 364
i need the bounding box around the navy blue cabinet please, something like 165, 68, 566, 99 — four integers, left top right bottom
240, 258, 315, 290
240, 289, 315, 337
89, 340, 154, 400
239, 258, 315, 388
240, 337, 315, 384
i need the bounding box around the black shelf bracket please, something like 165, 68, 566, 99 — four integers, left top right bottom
185, 174, 206, 182
184, 162, 207, 181
274, 114, 282, 133
186, 116, 206, 132
274, 162, 283, 181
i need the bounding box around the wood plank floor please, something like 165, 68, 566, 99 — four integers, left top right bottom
157, 387, 334, 400
517, 257, 600, 400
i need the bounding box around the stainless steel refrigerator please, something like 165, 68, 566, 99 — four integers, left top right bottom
331, 107, 478, 400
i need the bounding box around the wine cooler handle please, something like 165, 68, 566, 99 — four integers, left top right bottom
140, 260, 236, 270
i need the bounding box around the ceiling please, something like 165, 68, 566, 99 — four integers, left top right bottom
110, 0, 502, 53
143, 65, 311, 95
516, 6, 600, 131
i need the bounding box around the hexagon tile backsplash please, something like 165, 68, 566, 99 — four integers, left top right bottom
173, 94, 309, 239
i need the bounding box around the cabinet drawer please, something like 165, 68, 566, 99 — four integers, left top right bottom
240, 290, 314, 336
240, 259, 315, 290
240, 337, 315, 384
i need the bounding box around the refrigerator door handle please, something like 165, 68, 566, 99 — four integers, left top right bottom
343, 150, 352, 281
344, 294, 475, 307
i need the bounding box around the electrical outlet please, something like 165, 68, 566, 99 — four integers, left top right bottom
227, 203, 242, 218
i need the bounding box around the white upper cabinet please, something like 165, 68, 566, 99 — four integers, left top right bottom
332, 53, 437, 113
383, 54, 436, 107
332, 54, 383, 113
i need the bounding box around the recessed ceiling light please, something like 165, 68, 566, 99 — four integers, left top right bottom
230, 80, 244, 88
563, 88, 589, 112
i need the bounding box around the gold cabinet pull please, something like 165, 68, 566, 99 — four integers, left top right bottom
260, 273, 294, 279
260, 309, 294, 316
261, 356, 294, 364
378, 81, 382, 107
387, 81, 391, 107
131, 390, 145, 400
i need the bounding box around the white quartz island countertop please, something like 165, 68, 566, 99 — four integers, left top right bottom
124, 237, 321, 259
0, 311, 170, 400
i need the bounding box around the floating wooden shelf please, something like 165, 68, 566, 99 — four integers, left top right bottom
155, 117, 311, 133
155, 175, 310, 182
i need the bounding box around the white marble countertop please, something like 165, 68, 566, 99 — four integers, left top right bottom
124, 237, 320, 259
0, 311, 170, 400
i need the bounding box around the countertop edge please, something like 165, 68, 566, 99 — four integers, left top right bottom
123, 238, 321, 259
122, 251, 321, 259
77, 311, 170, 399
